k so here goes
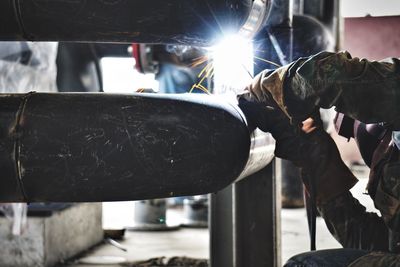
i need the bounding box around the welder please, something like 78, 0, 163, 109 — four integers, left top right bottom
239, 51, 400, 267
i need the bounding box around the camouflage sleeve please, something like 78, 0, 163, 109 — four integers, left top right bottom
319, 191, 389, 251
348, 252, 400, 267
284, 51, 400, 130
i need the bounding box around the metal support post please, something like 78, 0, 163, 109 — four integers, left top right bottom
234, 163, 281, 267
210, 186, 234, 267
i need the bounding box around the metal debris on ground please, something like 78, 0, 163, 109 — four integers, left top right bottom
123, 257, 208, 267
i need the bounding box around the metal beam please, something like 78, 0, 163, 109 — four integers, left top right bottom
234, 163, 281, 267
210, 187, 234, 267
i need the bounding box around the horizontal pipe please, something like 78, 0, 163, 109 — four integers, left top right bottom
0, 93, 259, 202
237, 129, 275, 181
0, 0, 252, 45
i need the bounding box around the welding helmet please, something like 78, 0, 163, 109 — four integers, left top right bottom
334, 112, 388, 168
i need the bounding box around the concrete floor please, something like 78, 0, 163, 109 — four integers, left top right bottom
63, 166, 374, 267
62, 209, 339, 266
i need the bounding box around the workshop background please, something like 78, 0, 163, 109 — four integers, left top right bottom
0, 0, 399, 267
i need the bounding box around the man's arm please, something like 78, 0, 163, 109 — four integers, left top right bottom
262, 51, 400, 129
239, 59, 394, 251
320, 191, 389, 251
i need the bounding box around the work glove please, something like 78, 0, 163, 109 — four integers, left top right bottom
238, 70, 358, 204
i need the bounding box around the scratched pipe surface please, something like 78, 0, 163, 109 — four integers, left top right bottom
0, 0, 251, 45
0, 93, 251, 202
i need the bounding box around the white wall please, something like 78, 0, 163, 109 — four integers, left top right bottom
341, 0, 400, 17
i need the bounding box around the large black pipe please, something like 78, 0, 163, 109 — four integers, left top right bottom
0, 0, 252, 45
0, 93, 251, 202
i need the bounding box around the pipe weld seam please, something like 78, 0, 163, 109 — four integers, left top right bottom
14, 91, 36, 203
12, 0, 31, 40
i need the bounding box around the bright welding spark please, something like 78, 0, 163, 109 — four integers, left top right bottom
211, 34, 254, 94
190, 56, 208, 68
189, 61, 213, 94
253, 55, 281, 68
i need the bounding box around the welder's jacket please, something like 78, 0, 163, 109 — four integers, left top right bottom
257, 51, 400, 266
282, 51, 400, 130
248, 52, 400, 267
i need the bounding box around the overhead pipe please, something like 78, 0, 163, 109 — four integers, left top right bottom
0, 93, 274, 203
0, 0, 255, 45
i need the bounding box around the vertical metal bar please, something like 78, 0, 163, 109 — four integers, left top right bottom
267, 0, 294, 27
234, 162, 281, 267
293, 0, 305, 15
304, 0, 341, 49
303, 0, 324, 19
333, 0, 344, 51
210, 186, 234, 267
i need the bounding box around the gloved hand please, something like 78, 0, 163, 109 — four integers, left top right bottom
238, 71, 358, 204
238, 69, 298, 138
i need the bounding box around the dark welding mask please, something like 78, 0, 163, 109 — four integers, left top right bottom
334, 112, 388, 167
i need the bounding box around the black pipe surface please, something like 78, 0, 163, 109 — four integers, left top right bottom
0, 93, 250, 202
0, 0, 252, 45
